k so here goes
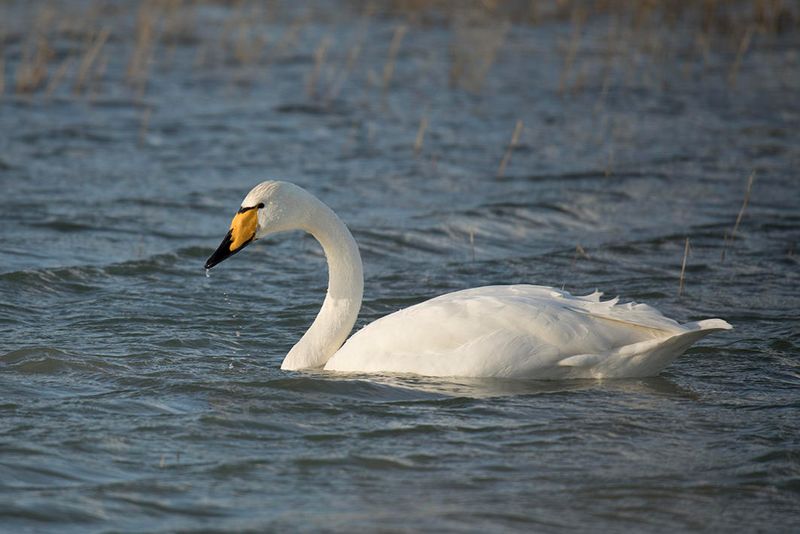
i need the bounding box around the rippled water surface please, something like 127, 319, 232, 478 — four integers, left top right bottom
1, 1, 799, 531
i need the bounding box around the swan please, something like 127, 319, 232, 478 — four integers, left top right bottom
205, 181, 731, 379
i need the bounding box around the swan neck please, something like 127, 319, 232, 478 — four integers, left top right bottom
281, 194, 363, 370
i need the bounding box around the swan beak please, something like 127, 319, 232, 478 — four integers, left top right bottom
205, 209, 258, 269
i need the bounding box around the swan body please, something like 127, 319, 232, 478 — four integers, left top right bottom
205, 181, 731, 379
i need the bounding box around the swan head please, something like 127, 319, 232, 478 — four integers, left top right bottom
205, 181, 309, 269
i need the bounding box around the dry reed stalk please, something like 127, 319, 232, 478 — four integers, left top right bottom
139, 106, 153, 145
326, 41, 363, 102
161, 0, 181, 67
218, 0, 243, 63
15, 36, 54, 95
469, 230, 475, 262
449, 10, 508, 93
44, 56, 74, 98
15, 7, 56, 95
414, 114, 428, 153
194, 39, 209, 69
722, 171, 756, 260
88, 51, 109, 102
383, 24, 407, 91
74, 28, 110, 95
678, 237, 690, 296
326, 8, 372, 102
559, 6, 586, 95
273, 13, 310, 61
162, 0, 196, 66
497, 119, 523, 178
128, 1, 159, 98
695, 30, 712, 68
594, 17, 619, 113
230, 3, 266, 75
571, 244, 590, 268
728, 26, 753, 87
604, 144, 615, 176
307, 36, 331, 98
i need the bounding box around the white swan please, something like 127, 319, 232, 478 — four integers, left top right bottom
205, 181, 731, 379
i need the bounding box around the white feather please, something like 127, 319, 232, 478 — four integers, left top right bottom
325, 285, 731, 378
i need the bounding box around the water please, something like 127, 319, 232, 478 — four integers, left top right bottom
1, 1, 799, 531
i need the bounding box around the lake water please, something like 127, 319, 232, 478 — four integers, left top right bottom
1, 1, 799, 531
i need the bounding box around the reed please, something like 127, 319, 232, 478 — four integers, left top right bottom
383, 24, 407, 92
469, 230, 475, 262
1, 0, 795, 115
722, 171, 756, 260
15, 36, 54, 95
414, 113, 428, 154
88, 51, 109, 101
728, 26, 754, 87
74, 28, 110, 95
327, 7, 372, 102
497, 119, 523, 178
273, 12, 310, 61
572, 244, 590, 268
326, 40, 364, 102
559, 6, 587, 95
139, 106, 153, 145
14, 7, 56, 96
127, 0, 160, 98
44, 56, 74, 98
449, 8, 508, 93
307, 36, 331, 98
679, 237, 690, 296
604, 144, 615, 177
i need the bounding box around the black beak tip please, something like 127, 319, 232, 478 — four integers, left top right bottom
205, 230, 234, 270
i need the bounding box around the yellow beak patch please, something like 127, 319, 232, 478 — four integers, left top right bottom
229, 208, 258, 251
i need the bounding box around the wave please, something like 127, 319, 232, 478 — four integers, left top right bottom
0, 346, 128, 375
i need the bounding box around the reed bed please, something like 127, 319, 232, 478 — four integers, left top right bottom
1, 0, 793, 104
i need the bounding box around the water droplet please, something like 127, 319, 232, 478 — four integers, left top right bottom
205, 268, 210, 278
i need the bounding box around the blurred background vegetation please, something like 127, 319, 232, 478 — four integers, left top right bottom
1, 0, 797, 103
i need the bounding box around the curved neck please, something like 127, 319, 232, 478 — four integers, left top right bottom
280, 194, 363, 370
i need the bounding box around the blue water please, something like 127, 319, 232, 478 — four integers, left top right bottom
1, 1, 799, 531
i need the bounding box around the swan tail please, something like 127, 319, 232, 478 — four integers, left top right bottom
682, 318, 733, 332
558, 318, 732, 378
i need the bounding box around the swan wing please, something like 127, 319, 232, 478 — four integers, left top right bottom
324, 285, 731, 378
